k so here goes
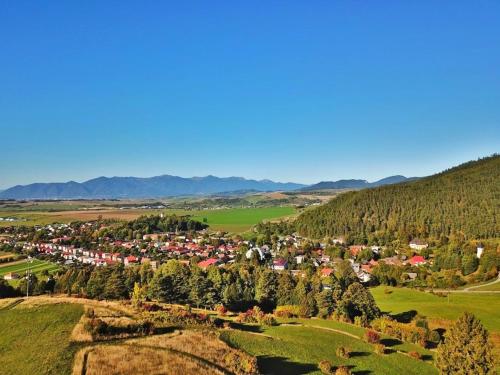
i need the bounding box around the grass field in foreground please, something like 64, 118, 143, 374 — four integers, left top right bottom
0, 304, 83, 374
221, 323, 437, 375
0, 206, 296, 232
371, 286, 500, 332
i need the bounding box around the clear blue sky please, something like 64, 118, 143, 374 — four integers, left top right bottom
1, 1, 499, 189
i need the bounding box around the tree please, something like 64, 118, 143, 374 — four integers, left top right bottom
338, 283, 380, 323
277, 272, 296, 306
255, 269, 278, 312
436, 312, 494, 374
315, 289, 335, 318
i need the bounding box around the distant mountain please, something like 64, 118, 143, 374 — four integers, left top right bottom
0, 175, 306, 200
296, 155, 500, 241
301, 175, 418, 191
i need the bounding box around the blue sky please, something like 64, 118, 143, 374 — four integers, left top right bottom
1, 1, 499, 189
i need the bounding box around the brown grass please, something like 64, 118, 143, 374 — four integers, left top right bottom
74, 345, 220, 375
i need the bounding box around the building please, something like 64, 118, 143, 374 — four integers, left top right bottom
477, 245, 485, 259
3, 272, 20, 280
408, 255, 426, 266
198, 258, 219, 269
273, 258, 288, 271
409, 239, 429, 251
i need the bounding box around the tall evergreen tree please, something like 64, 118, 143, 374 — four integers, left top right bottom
436, 312, 494, 375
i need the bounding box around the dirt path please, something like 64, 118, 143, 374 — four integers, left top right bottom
462, 273, 500, 292
283, 322, 361, 340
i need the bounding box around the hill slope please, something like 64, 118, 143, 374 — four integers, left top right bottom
296, 155, 500, 242
0, 175, 305, 199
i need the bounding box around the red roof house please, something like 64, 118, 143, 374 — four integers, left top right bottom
408, 255, 426, 266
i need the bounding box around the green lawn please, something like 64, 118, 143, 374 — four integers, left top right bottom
371, 286, 500, 332
0, 206, 296, 233
0, 303, 83, 374
189, 206, 296, 232
221, 323, 437, 375
0, 259, 60, 287
472, 282, 500, 292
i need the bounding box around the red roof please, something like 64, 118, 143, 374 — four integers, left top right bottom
321, 268, 334, 277
126, 255, 138, 262
198, 258, 218, 269
409, 255, 426, 265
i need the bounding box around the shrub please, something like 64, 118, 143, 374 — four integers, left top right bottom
428, 329, 441, 344
374, 343, 386, 355
408, 351, 422, 360
260, 314, 278, 326
335, 366, 352, 375
84, 318, 109, 336
336, 346, 350, 359
84, 308, 95, 318
223, 351, 259, 374
364, 330, 380, 344
216, 305, 227, 316
274, 305, 301, 318
354, 315, 368, 327
318, 360, 334, 375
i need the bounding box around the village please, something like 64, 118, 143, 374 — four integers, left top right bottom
0, 218, 471, 287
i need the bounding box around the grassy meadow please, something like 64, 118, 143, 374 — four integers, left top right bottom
0, 206, 296, 233
221, 322, 437, 375
0, 303, 83, 375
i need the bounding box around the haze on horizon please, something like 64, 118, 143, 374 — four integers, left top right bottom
1, 1, 499, 189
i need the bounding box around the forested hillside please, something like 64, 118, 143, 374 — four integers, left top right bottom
296, 155, 500, 243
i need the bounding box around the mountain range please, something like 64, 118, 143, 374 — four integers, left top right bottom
300, 175, 418, 191
0, 174, 416, 200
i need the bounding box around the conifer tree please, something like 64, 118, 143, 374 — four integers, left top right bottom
436, 312, 494, 375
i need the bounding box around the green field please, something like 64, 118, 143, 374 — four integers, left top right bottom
221, 320, 437, 375
0, 259, 60, 287
190, 206, 296, 232
0, 303, 83, 374
471, 281, 500, 292
371, 286, 500, 332
0, 206, 296, 233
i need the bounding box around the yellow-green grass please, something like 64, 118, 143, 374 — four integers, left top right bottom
371, 286, 500, 332
0, 206, 296, 233
221, 323, 437, 375
0, 259, 60, 277
0, 303, 83, 374
471, 281, 500, 292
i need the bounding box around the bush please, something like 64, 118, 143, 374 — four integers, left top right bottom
84, 308, 95, 318
335, 366, 352, 375
216, 305, 227, 316
408, 351, 422, 360
261, 314, 278, 326
223, 351, 259, 374
336, 346, 350, 359
318, 360, 334, 375
84, 318, 109, 336
428, 329, 441, 344
374, 343, 386, 355
364, 330, 380, 344
274, 305, 301, 318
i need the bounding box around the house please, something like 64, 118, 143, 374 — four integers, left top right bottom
4, 272, 20, 280
124, 255, 138, 266
409, 239, 429, 251
273, 258, 288, 271
408, 255, 426, 266
198, 258, 219, 269
349, 245, 366, 258
321, 268, 334, 278
477, 245, 485, 259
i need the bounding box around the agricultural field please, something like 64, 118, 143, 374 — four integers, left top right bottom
0, 206, 296, 233
0, 303, 83, 374
0, 259, 60, 287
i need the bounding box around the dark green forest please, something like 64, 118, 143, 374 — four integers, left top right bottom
296, 155, 500, 243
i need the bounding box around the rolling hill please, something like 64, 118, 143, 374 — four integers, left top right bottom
296, 155, 500, 242
0, 175, 305, 200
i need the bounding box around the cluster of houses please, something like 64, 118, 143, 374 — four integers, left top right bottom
2, 218, 454, 285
